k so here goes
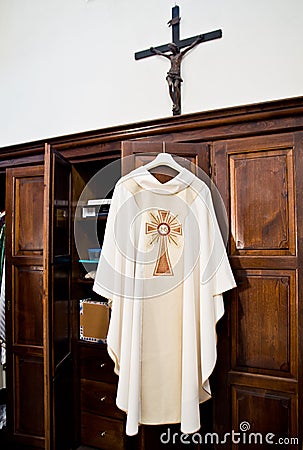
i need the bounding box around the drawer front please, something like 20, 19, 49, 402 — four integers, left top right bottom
81, 411, 124, 450
81, 379, 124, 420
80, 345, 118, 383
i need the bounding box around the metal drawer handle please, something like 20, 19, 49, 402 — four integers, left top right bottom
100, 396, 107, 402
100, 431, 106, 437
100, 363, 106, 368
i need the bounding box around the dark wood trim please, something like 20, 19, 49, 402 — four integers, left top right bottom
0, 154, 44, 169
228, 371, 298, 393
294, 130, 303, 441
43, 144, 52, 450
2, 96, 303, 160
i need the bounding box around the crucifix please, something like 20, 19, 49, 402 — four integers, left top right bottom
135, 5, 222, 116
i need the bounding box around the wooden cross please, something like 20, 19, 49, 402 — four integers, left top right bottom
145, 210, 182, 276
135, 5, 222, 115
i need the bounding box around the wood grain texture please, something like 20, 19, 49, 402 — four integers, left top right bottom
213, 131, 300, 445
6, 165, 46, 449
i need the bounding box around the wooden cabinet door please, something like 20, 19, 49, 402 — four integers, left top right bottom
44, 144, 72, 450
121, 141, 210, 175
213, 133, 299, 448
6, 146, 72, 450
6, 165, 46, 449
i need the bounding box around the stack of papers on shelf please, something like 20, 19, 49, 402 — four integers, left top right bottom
87, 199, 112, 206
82, 199, 112, 218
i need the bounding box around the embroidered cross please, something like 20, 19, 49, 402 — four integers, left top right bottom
145, 209, 182, 276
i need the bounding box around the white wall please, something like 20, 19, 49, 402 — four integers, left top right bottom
0, 0, 302, 147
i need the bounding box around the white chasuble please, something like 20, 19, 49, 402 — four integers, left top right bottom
93, 165, 236, 436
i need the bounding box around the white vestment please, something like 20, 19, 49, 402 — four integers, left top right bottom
93, 165, 236, 436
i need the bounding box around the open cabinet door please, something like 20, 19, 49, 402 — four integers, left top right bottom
44, 144, 72, 450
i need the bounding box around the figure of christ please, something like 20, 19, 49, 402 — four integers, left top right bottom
151, 35, 203, 115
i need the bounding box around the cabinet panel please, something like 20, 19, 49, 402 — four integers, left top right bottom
14, 175, 44, 255
232, 385, 297, 449
81, 379, 123, 420
121, 141, 210, 176
230, 148, 295, 256
232, 270, 297, 377
44, 145, 73, 449
6, 165, 46, 448
13, 265, 43, 346
53, 361, 73, 450
53, 266, 70, 368
6, 152, 72, 450
14, 354, 45, 437
46, 147, 72, 373
212, 133, 299, 446
80, 345, 118, 383
53, 159, 70, 257
81, 412, 124, 450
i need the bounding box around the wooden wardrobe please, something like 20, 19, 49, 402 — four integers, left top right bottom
1, 97, 303, 449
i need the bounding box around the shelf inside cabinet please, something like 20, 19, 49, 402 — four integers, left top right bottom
79, 214, 108, 221
77, 278, 94, 284
79, 260, 99, 264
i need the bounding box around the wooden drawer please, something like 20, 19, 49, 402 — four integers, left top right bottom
81, 411, 124, 450
80, 344, 118, 383
81, 378, 124, 420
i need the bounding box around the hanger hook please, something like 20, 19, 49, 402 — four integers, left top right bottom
162, 142, 166, 153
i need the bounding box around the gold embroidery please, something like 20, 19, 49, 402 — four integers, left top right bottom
145, 210, 182, 276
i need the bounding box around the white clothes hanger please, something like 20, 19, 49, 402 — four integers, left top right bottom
143, 142, 184, 173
